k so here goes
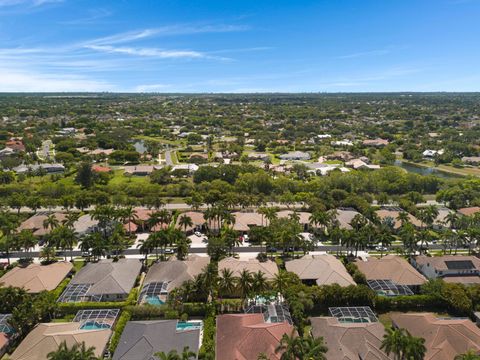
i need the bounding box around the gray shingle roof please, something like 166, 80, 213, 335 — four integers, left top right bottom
71, 259, 142, 296
112, 320, 201, 360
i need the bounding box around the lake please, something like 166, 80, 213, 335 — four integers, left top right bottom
394, 160, 463, 179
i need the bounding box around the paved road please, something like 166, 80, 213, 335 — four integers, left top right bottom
6, 243, 448, 259
165, 151, 174, 166
3, 202, 305, 214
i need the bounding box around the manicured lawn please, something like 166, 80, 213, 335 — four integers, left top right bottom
133, 135, 181, 146
108, 170, 150, 187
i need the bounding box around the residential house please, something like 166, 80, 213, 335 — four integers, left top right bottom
10, 322, 111, 360
17, 212, 67, 237
171, 164, 199, 173
73, 214, 99, 236
461, 156, 480, 165
5, 139, 25, 152
0, 262, 72, 293
13, 163, 65, 174
345, 158, 381, 170
334, 208, 363, 230
285, 254, 355, 286
363, 138, 389, 147
412, 255, 480, 285
124, 165, 161, 176
331, 140, 354, 147
458, 206, 480, 217
375, 207, 422, 230
355, 255, 426, 291
58, 259, 142, 302
216, 314, 294, 360
310, 317, 392, 360
139, 256, 209, 304
112, 320, 201, 360
391, 313, 480, 360
279, 151, 311, 161
218, 257, 278, 279
175, 211, 207, 233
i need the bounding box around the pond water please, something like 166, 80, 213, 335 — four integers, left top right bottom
133, 140, 147, 154
394, 160, 463, 179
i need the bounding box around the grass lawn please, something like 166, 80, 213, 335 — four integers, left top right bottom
108, 170, 150, 187
133, 135, 181, 146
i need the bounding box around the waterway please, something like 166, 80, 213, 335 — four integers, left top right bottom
394, 160, 463, 179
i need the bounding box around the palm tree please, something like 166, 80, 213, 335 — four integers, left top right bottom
40, 245, 56, 263
178, 214, 193, 233
218, 268, 236, 297
236, 269, 253, 300
43, 214, 59, 232
272, 271, 291, 294
47, 341, 98, 360
62, 212, 80, 229
396, 211, 411, 228
0, 234, 17, 266
300, 335, 328, 360
137, 236, 154, 261
403, 333, 426, 360
252, 271, 269, 294
377, 224, 394, 258
17, 229, 37, 257
122, 205, 138, 234
445, 211, 459, 229
49, 225, 78, 261
154, 350, 181, 360
257, 353, 269, 360
455, 350, 480, 360
154, 347, 196, 360
275, 331, 300, 360
381, 327, 407, 360
309, 211, 331, 236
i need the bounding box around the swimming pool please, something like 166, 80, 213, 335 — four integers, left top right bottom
80, 321, 111, 330
176, 321, 203, 331
145, 296, 164, 305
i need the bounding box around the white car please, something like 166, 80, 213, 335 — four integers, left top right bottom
194, 231, 202, 237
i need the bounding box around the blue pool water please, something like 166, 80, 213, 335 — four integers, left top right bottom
145, 296, 164, 305
176, 321, 202, 331
81, 322, 111, 330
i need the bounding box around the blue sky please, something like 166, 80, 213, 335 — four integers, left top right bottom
1, 0, 479, 92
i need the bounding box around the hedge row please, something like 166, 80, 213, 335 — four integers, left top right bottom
109, 310, 131, 354
375, 294, 444, 313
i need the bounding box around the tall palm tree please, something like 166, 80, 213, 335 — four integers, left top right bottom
403, 333, 426, 360
154, 350, 181, 360
17, 229, 37, 256
252, 271, 269, 294
62, 212, 80, 229
47, 341, 98, 360
300, 335, 328, 360
137, 237, 154, 262
122, 205, 138, 234
218, 268, 236, 297
381, 327, 407, 360
275, 331, 300, 360
236, 269, 253, 300
43, 214, 59, 232
178, 214, 193, 233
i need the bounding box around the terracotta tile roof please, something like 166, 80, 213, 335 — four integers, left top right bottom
10, 322, 111, 360
175, 211, 207, 232
375, 209, 422, 229
18, 212, 67, 236
310, 317, 393, 360
458, 207, 480, 217
0, 333, 9, 352
277, 210, 311, 225
216, 314, 294, 360
355, 255, 426, 286
218, 257, 278, 279
92, 165, 112, 173
0, 262, 72, 293
232, 212, 264, 231
391, 313, 480, 360
285, 255, 355, 286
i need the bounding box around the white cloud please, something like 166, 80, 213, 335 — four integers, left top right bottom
86, 24, 249, 46
337, 49, 391, 59
85, 45, 207, 59
0, 0, 62, 7
0, 67, 114, 92
134, 84, 171, 92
